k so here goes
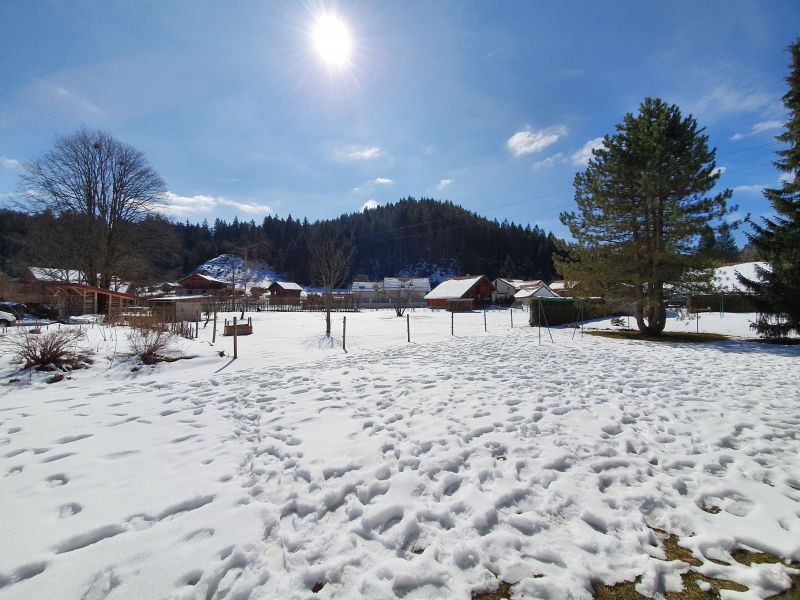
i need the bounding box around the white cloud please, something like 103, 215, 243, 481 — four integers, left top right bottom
733, 184, 765, 195
369, 177, 393, 185
334, 145, 382, 161
155, 191, 271, 217
0, 156, 21, 170
752, 120, 782, 133
571, 137, 604, 166
532, 153, 564, 170
507, 125, 567, 156
731, 119, 783, 141
694, 86, 774, 116
437, 179, 453, 190
361, 199, 379, 212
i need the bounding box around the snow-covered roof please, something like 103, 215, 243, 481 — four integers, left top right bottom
425, 276, 484, 300
351, 281, 380, 292
28, 267, 85, 283
271, 281, 304, 291
383, 277, 431, 292
28, 267, 131, 293
514, 283, 560, 299
712, 262, 769, 293
182, 273, 231, 285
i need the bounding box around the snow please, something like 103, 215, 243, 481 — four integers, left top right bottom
712, 262, 770, 293
1, 309, 799, 599
425, 277, 484, 300
273, 282, 304, 292
195, 254, 284, 292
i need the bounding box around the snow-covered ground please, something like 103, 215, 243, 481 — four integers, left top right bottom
1, 309, 798, 599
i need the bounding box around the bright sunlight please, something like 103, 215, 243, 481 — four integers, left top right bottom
311, 13, 353, 69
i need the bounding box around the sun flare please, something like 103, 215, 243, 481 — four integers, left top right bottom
311, 13, 353, 69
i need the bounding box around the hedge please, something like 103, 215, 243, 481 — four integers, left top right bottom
687, 294, 758, 313
529, 298, 620, 327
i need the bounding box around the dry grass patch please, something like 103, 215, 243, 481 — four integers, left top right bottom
472, 581, 512, 600
585, 330, 730, 343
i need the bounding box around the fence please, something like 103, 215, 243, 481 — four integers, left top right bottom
688, 294, 757, 314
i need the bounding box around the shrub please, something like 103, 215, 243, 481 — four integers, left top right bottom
126, 318, 178, 364
0, 328, 91, 370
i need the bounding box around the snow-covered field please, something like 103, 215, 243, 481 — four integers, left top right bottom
1, 309, 798, 599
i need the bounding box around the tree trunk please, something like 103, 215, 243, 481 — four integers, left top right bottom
635, 297, 667, 335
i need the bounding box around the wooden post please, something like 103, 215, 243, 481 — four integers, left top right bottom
195, 318, 199, 339
484, 310, 487, 332
342, 316, 347, 351
212, 311, 217, 344
406, 313, 410, 343
451, 311, 454, 336
233, 316, 238, 358
510, 308, 513, 328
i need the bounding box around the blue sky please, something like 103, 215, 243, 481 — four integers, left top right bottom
0, 1, 797, 242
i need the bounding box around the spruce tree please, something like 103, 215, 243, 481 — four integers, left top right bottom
715, 223, 739, 262
557, 97, 733, 335
738, 38, 800, 337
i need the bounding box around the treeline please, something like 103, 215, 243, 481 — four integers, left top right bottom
1, 198, 562, 285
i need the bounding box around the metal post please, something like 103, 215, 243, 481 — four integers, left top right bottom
233, 316, 238, 359
720, 294, 724, 318
407, 314, 410, 343
451, 311, 454, 336
342, 316, 347, 351
212, 311, 217, 344
538, 299, 542, 345
484, 310, 487, 332
510, 308, 513, 328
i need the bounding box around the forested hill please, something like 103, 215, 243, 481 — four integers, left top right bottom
0, 198, 562, 285
177, 198, 561, 283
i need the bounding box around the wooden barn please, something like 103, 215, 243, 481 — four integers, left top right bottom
178, 273, 231, 295
268, 281, 304, 299
425, 276, 495, 311
148, 295, 206, 322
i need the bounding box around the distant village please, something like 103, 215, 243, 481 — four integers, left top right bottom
1, 258, 572, 324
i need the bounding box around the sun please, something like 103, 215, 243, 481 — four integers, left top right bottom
311, 13, 353, 69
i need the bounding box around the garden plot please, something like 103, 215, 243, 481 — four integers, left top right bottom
0, 310, 798, 599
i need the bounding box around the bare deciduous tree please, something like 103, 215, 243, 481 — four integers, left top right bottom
19, 128, 165, 293
308, 235, 353, 336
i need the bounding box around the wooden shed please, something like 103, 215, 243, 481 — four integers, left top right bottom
425, 275, 495, 311
148, 295, 206, 322
267, 281, 304, 299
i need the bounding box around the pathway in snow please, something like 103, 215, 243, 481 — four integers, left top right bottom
1, 326, 799, 599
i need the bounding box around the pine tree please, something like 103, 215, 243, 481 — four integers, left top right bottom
738, 38, 800, 337
715, 223, 739, 262
557, 97, 733, 335
698, 224, 718, 259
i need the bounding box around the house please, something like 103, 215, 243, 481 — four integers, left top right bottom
21, 266, 135, 317
513, 282, 560, 307
425, 275, 495, 311
548, 280, 577, 296
178, 273, 231, 295
493, 278, 559, 300
148, 295, 206, 321
267, 281, 304, 299
351, 281, 382, 305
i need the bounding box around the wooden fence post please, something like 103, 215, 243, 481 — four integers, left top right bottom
510, 308, 513, 328
451, 311, 454, 336
212, 312, 217, 344
342, 316, 347, 351
406, 313, 410, 343
233, 316, 238, 358
195, 318, 199, 339
484, 310, 487, 332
